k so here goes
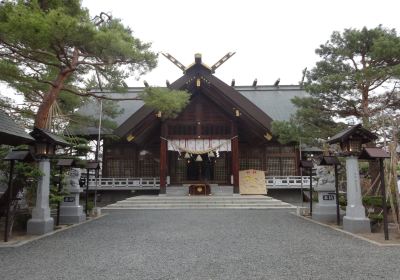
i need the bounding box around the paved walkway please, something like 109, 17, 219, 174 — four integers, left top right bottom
0, 209, 399, 279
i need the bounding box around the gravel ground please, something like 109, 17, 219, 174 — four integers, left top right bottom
0, 209, 399, 280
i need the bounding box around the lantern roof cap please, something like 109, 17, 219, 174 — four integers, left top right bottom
327, 124, 377, 145
358, 147, 390, 160
84, 160, 100, 169
30, 127, 70, 146
56, 158, 76, 167
4, 149, 36, 162
319, 156, 341, 166
299, 160, 314, 168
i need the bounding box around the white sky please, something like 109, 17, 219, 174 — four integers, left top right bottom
82, 0, 400, 87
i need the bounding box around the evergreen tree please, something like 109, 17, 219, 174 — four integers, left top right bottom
305, 25, 400, 128
273, 26, 400, 145
0, 0, 157, 129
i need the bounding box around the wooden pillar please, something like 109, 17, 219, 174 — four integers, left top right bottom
231, 135, 239, 194
160, 123, 167, 194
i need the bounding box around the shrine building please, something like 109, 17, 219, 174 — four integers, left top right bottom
75, 54, 309, 195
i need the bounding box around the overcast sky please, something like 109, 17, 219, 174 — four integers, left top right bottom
86, 1, 398, 87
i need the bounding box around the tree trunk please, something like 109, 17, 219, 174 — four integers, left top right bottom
34, 71, 71, 129
361, 88, 370, 127
34, 48, 78, 129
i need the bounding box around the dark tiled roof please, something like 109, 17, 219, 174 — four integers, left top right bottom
236, 85, 309, 122
72, 90, 144, 136
0, 110, 34, 145
74, 85, 307, 136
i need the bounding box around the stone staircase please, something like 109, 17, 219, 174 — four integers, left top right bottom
102, 195, 296, 210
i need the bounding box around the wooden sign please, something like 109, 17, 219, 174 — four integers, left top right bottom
239, 169, 267, 195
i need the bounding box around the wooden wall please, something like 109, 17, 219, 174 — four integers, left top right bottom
239, 143, 298, 176
102, 140, 160, 178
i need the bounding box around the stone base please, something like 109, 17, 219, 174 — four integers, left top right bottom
343, 216, 371, 233
296, 206, 309, 216
59, 205, 86, 224
59, 214, 86, 224
313, 212, 337, 223
91, 207, 102, 217
313, 204, 337, 223
27, 217, 54, 235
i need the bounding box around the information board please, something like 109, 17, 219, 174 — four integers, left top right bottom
239, 169, 267, 195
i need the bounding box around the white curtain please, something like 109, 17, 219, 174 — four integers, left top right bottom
167, 139, 231, 153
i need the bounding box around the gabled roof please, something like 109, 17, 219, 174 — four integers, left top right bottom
71, 57, 308, 138
327, 124, 377, 144
0, 110, 34, 145
114, 58, 306, 138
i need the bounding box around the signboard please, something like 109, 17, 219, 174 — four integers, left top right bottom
239, 169, 267, 195
64, 196, 75, 203
322, 194, 335, 201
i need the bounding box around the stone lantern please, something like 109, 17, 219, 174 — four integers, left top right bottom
27, 127, 70, 235
328, 124, 377, 233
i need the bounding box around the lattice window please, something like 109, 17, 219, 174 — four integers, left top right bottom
240, 158, 262, 170
214, 153, 228, 182
266, 157, 281, 176
201, 124, 231, 136
281, 146, 295, 153
266, 146, 280, 154
106, 159, 120, 177
170, 154, 187, 184
137, 158, 156, 177
168, 124, 196, 135
175, 159, 186, 183
281, 157, 296, 176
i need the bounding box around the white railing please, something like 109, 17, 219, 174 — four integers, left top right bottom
84, 176, 315, 190
86, 177, 160, 190
266, 176, 316, 189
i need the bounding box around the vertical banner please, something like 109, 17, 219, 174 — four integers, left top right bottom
239, 169, 267, 195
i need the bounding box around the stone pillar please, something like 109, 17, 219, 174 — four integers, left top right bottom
313, 166, 339, 223
27, 159, 54, 235
343, 156, 370, 233
59, 168, 86, 224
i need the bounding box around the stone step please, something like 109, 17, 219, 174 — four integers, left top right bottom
108, 201, 290, 207
116, 199, 282, 204
104, 205, 295, 210
125, 195, 273, 201
103, 195, 294, 210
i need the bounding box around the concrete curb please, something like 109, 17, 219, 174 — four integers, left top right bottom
0, 214, 108, 248
291, 212, 400, 247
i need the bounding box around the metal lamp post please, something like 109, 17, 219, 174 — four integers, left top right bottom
3, 150, 36, 242
84, 161, 100, 216
300, 160, 314, 216
359, 147, 391, 240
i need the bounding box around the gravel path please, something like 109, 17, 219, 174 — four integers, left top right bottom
0, 209, 399, 280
